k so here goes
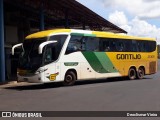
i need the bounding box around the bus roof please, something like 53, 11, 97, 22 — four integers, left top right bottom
25, 29, 71, 39
25, 29, 155, 41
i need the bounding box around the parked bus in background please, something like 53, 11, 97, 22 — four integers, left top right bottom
12, 29, 157, 85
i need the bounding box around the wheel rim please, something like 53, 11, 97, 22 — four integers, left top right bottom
138, 68, 144, 78
65, 75, 73, 83
130, 69, 136, 79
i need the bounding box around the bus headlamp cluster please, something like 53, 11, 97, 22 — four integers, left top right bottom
36, 68, 48, 74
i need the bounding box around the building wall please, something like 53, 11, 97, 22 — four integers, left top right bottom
5, 25, 19, 80
5, 26, 18, 44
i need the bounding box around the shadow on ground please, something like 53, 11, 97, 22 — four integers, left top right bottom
4, 77, 151, 91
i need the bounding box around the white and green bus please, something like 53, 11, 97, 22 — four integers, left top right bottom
12, 29, 157, 85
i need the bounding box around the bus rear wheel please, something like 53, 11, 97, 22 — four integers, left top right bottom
63, 71, 76, 86
128, 68, 136, 80
137, 67, 145, 79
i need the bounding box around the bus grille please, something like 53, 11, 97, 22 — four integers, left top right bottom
149, 61, 156, 74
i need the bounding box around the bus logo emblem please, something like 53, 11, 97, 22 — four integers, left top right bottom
47, 72, 59, 81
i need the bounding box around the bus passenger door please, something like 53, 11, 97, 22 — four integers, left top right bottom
43, 44, 59, 82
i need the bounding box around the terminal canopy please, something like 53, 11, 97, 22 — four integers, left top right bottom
4, 0, 127, 33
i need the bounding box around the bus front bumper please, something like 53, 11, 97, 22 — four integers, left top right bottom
17, 74, 43, 83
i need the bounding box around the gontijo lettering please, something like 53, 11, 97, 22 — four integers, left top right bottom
117, 54, 141, 60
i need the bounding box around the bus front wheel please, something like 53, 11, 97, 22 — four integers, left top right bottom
128, 68, 136, 80
137, 67, 145, 79
63, 71, 76, 86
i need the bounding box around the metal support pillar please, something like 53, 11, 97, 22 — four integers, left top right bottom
0, 0, 5, 83
40, 0, 44, 31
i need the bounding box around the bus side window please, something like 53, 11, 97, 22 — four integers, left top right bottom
48, 34, 68, 60
85, 37, 100, 52
137, 41, 145, 52
135, 40, 156, 52
65, 36, 83, 54
123, 40, 130, 52
116, 40, 125, 52
144, 42, 149, 52
149, 41, 156, 52
102, 40, 110, 52
44, 44, 56, 64
110, 40, 116, 51
132, 40, 138, 52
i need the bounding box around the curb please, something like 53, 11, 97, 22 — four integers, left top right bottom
0, 80, 17, 85
0, 81, 30, 89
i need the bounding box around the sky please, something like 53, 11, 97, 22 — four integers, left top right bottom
77, 0, 160, 44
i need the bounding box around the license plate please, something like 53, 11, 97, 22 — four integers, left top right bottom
18, 70, 27, 76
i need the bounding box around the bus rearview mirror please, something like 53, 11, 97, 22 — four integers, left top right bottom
12, 43, 23, 55
38, 41, 57, 54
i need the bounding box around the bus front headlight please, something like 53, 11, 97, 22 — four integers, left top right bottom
35, 68, 48, 74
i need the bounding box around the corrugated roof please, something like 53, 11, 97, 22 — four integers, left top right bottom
4, 0, 127, 33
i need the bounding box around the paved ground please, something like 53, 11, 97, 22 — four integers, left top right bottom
0, 61, 160, 120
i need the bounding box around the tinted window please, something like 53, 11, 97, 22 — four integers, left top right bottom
19, 37, 46, 70
100, 38, 156, 52
116, 40, 125, 52
131, 40, 138, 52
43, 35, 67, 64
66, 35, 156, 53
85, 37, 100, 51
49, 35, 67, 50
101, 39, 110, 51
65, 35, 84, 54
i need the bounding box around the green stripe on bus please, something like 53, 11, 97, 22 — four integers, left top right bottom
82, 52, 108, 73
82, 52, 118, 73
94, 52, 118, 73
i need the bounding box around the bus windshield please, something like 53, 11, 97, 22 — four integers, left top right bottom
18, 37, 46, 71
18, 35, 68, 71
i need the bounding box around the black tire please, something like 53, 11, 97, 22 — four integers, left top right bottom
137, 67, 145, 79
63, 71, 76, 86
128, 68, 136, 80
